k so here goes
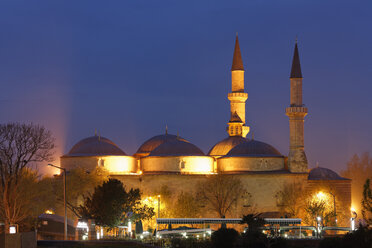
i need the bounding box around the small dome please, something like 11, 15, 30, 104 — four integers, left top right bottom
65, 136, 126, 156
149, 139, 204, 156
135, 134, 188, 156
308, 167, 348, 180
226, 140, 283, 157
208, 136, 248, 156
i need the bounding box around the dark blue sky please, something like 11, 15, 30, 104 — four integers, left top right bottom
0, 0, 371, 174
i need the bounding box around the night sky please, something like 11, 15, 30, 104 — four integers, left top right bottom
0, 0, 371, 175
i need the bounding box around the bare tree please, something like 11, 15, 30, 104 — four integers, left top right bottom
0, 123, 55, 232
196, 175, 245, 218
275, 181, 306, 217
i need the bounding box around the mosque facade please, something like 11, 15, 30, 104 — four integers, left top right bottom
61, 36, 351, 221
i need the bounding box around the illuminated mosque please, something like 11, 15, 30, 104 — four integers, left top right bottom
60, 36, 351, 218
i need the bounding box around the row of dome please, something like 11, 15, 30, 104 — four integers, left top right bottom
60, 133, 348, 180
64, 133, 283, 158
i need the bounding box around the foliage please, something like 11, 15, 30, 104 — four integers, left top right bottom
6, 168, 55, 231
54, 166, 109, 218
0, 123, 55, 232
211, 228, 239, 248
340, 153, 372, 215
304, 197, 334, 226
241, 213, 265, 233
196, 175, 245, 218
361, 178, 372, 225
172, 191, 201, 218
275, 181, 305, 218
170, 237, 212, 248
79, 178, 154, 228
319, 225, 372, 248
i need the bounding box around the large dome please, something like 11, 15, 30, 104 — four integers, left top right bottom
308, 167, 348, 180
149, 139, 204, 156
208, 136, 248, 157
135, 134, 188, 156
64, 136, 126, 157
226, 140, 283, 157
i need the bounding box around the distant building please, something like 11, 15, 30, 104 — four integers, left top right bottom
60, 36, 351, 224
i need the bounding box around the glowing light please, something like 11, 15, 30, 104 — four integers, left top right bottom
9, 226, 16, 234
77, 221, 89, 230
316, 192, 326, 200
45, 209, 54, 214
351, 207, 356, 213
351, 218, 355, 230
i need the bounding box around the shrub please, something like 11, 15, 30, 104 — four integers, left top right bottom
211, 228, 239, 248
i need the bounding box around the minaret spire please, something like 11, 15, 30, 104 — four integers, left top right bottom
290, 40, 302, 78
286, 40, 308, 173
226, 34, 249, 137
231, 34, 244, 71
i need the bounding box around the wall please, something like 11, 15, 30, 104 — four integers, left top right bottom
61, 156, 137, 174
217, 157, 284, 172
141, 156, 214, 174
113, 172, 307, 217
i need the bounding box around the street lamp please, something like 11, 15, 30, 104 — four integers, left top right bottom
329, 192, 337, 225
351, 208, 357, 231
157, 195, 161, 219
48, 163, 67, 240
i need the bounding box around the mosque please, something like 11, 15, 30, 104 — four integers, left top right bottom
60, 36, 351, 220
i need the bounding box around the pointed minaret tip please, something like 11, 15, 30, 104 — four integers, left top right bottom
231, 34, 244, 71
290, 39, 303, 78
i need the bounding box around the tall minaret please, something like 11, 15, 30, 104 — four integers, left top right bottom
227, 34, 250, 137
286, 40, 308, 173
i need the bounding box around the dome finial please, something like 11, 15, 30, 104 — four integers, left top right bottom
177, 131, 179, 139
98, 131, 101, 141
251, 131, 254, 140
316, 161, 319, 168
94, 129, 97, 136
165, 124, 168, 135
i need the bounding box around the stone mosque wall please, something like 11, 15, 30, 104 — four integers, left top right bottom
113, 172, 308, 217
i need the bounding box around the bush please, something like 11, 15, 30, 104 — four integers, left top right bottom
170, 237, 212, 248
211, 228, 239, 248
318, 226, 372, 248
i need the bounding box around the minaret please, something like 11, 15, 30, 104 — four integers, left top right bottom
286, 40, 308, 173
226, 34, 250, 137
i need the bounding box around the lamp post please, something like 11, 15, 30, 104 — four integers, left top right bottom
329, 192, 337, 225
157, 195, 161, 219
48, 164, 67, 240
351, 208, 357, 231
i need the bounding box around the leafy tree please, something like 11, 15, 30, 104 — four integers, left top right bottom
0, 123, 55, 232
79, 178, 154, 228
361, 179, 372, 225
196, 175, 244, 218
9, 168, 55, 231
304, 197, 334, 227
54, 167, 109, 218
341, 153, 372, 214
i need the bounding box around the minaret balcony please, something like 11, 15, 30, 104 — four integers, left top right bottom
228, 92, 248, 102
286, 106, 308, 116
